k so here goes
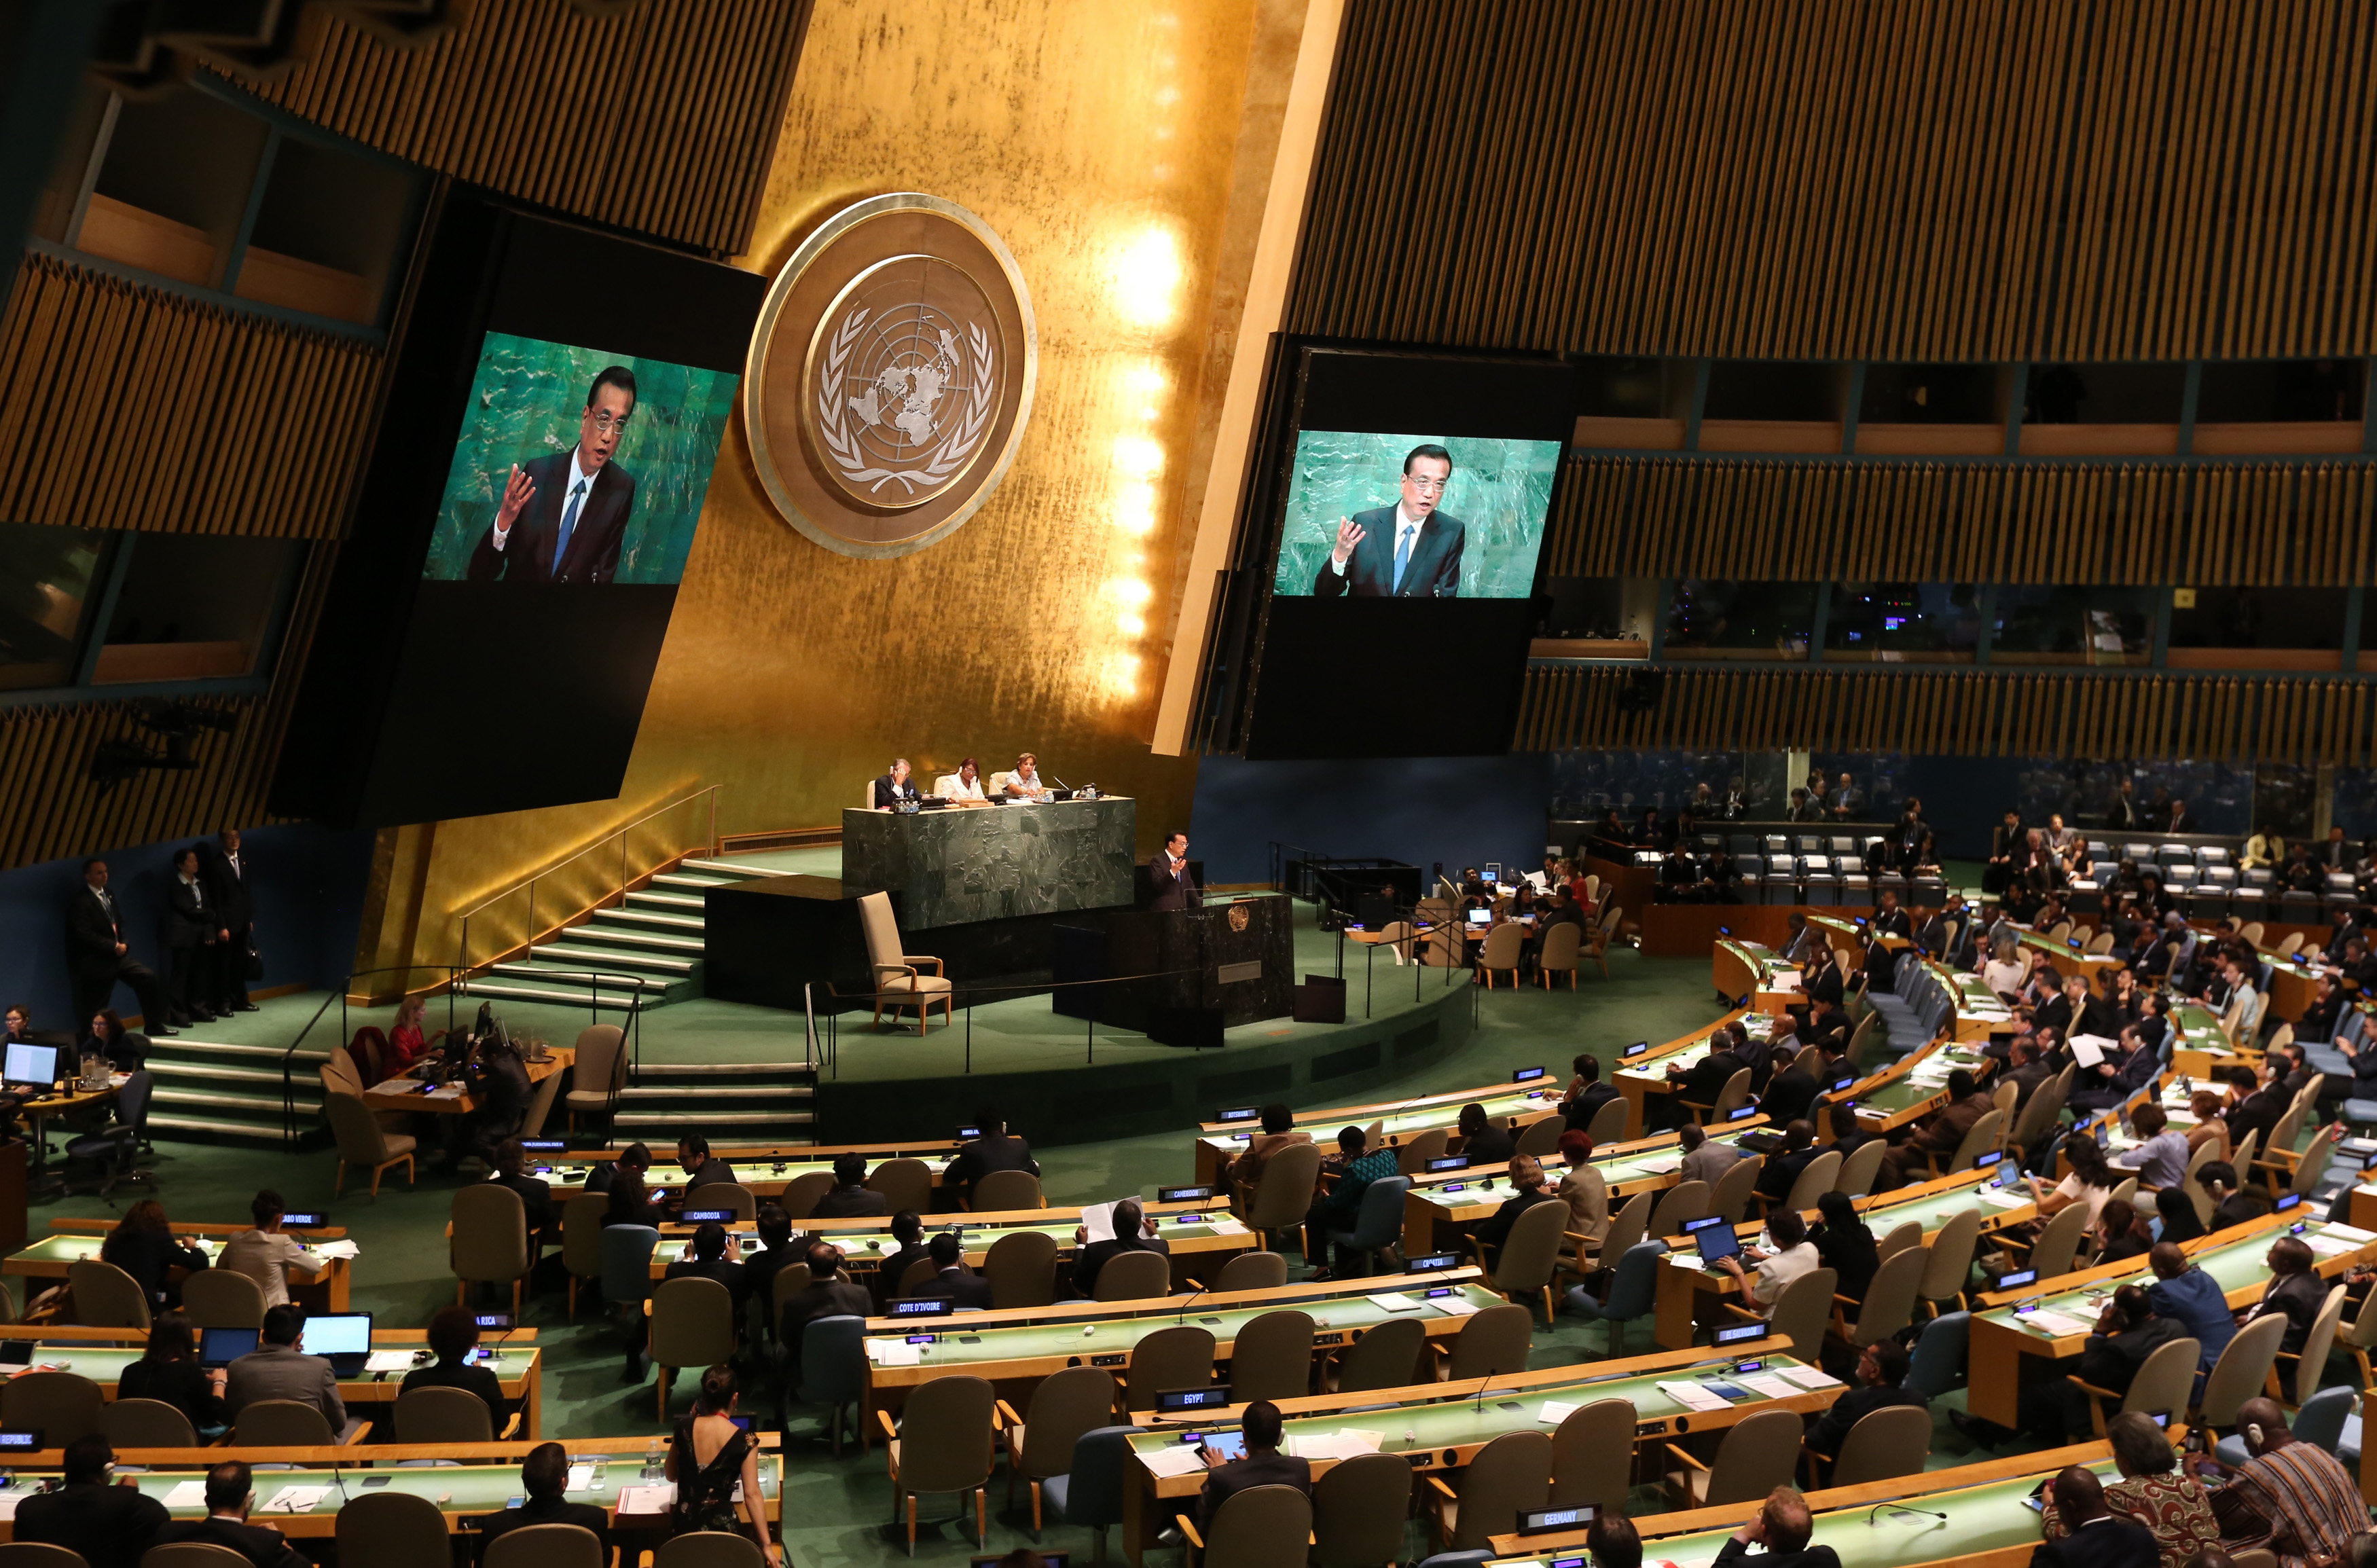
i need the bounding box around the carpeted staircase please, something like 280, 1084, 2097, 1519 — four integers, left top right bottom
459, 857, 776, 1012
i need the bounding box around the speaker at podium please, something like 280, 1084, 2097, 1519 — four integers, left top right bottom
1051, 892, 1293, 1041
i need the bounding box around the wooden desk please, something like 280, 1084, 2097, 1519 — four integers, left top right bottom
1836, 1039, 1998, 1135
647, 1199, 1248, 1283
538, 1139, 963, 1203
1610, 1009, 1773, 1139
1192, 1073, 1576, 1189
20, 1078, 124, 1193
362, 1049, 574, 1117
1713, 938, 1802, 1013
4, 1232, 354, 1313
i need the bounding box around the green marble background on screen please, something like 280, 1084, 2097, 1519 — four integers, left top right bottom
420, 333, 739, 583
1271, 431, 1559, 599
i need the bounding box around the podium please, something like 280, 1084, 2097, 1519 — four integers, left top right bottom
1053, 894, 1294, 1042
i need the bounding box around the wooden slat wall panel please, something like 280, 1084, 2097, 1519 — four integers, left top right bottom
1519, 666, 2377, 765
0, 697, 265, 869
1290, 0, 2377, 360
1544, 455, 2377, 585
248, 0, 811, 257
0, 254, 380, 539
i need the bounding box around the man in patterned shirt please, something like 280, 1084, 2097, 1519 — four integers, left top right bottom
1302, 1126, 1400, 1280
2211, 1398, 2366, 1568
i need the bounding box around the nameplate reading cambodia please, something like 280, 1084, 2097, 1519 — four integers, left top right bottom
743, 194, 1037, 559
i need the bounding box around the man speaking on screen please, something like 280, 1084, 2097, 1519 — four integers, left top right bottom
468, 366, 640, 584
1309, 442, 1465, 598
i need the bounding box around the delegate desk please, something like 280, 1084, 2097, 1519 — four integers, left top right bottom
1398, 1121, 1771, 1261
1840, 1038, 1997, 1135
1191, 1074, 1586, 1190
5, 1231, 355, 1314
2012, 927, 2123, 993
0, 1434, 778, 1541
1927, 962, 2019, 1041
1712, 939, 1802, 1013
1120, 1336, 1845, 1568
2169, 1000, 2248, 1079
361, 1049, 574, 1118
1612, 1011, 1783, 1140
0, 1324, 544, 1437
1485, 1440, 2120, 1566
649, 1199, 1250, 1286
540, 1139, 963, 1203
858, 1270, 1506, 1420
1965, 1205, 2377, 1429
17, 1075, 126, 1193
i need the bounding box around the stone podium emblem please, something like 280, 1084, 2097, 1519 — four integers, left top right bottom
745, 194, 1036, 558
1229, 904, 1252, 932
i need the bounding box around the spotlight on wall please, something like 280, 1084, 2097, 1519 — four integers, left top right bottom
88, 699, 237, 791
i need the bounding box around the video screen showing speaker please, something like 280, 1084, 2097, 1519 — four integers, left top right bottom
272, 194, 767, 828
1239, 348, 1573, 759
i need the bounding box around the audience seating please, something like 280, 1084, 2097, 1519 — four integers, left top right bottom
64, 1260, 149, 1331
998, 1365, 1117, 1537
325, 1091, 417, 1198
179, 1270, 265, 1330
650, 1276, 737, 1419
796, 1313, 867, 1457
1182, 1482, 1311, 1568
483, 1523, 603, 1568
1425, 1429, 1550, 1554
1227, 1311, 1316, 1403
99, 1398, 199, 1447
562, 1025, 630, 1135
452, 1184, 534, 1315
1310, 1451, 1413, 1568
879, 1374, 999, 1553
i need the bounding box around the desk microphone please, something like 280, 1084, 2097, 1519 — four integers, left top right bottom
1868, 1503, 1948, 1525
1174, 1280, 1210, 1325
1472, 1371, 1499, 1413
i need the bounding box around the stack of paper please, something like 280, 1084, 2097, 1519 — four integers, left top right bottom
1366, 1292, 1424, 1313
310, 1240, 361, 1261
2305, 1234, 2361, 1258
864, 1339, 924, 1366
365, 1349, 418, 1373
1656, 1381, 1735, 1413
2321, 1222, 2376, 1243
162, 1480, 211, 1510
1977, 1187, 2032, 1208
1288, 1430, 1385, 1461
1430, 1296, 1481, 1317
1775, 1364, 1842, 1390
1635, 1154, 1683, 1175
1141, 1445, 1207, 1479
2021, 1309, 2092, 1336
1735, 1372, 1799, 1400
1207, 1218, 1248, 1235
614, 1484, 676, 1516
1539, 1400, 1580, 1425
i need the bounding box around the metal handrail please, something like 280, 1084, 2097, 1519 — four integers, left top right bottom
456, 783, 721, 975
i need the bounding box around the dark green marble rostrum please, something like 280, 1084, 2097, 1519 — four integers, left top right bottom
841, 797, 1136, 930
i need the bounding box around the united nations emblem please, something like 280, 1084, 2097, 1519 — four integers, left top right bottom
1229, 905, 1251, 933
745, 194, 1036, 558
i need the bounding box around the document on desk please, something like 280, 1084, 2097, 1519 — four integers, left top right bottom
1429, 1296, 1480, 1317
1977, 1187, 2033, 1208
261, 1487, 330, 1514
567, 1464, 596, 1493
2306, 1234, 2362, 1257
1205, 1217, 1248, 1235
1634, 1154, 1683, 1175
1656, 1381, 1735, 1413
1775, 1364, 1843, 1389
2321, 1222, 2376, 1243
2021, 1310, 2093, 1337
1140, 1444, 1207, 1478
1366, 1292, 1426, 1313
311, 1240, 360, 1260
614, 1484, 676, 1516
1735, 1373, 1800, 1400
1539, 1400, 1580, 1425
162, 1481, 211, 1510
865, 1338, 924, 1366
365, 1349, 418, 1373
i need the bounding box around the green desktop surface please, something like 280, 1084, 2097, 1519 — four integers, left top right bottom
1857, 1174, 2022, 1235
1616, 1017, 1781, 1087
1128, 1352, 1833, 1466
5, 1342, 537, 1385
1978, 1214, 2349, 1332
867, 1283, 1508, 1368
82, 1452, 780, 1519
2171, 1004, 2229, 1051
7, 1235, 231, 1268
1718, 941, 1792, 983
1487, 1457, 2115, 1567
1851, 1044, 1993, 1118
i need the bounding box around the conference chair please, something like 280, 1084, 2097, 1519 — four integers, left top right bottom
1243, 1142, 1322, 1256
796, 1313, 866, 1457
892, 1258, 939, 1297
325, 1090, 417, 1199
235, 1399, 367, 1446
1593, 1191, 1653, 1270
1904, 1311, 1970, 1401
1395, 1129, 1451, 1175
1227, 1311, 1315, 1403
1709, 1156, 1764, 1224
651, 1275, 738, 1419
1311, 1451, 1413, 1568
1000, 1365, 1119, 1537
143, 1546, 253, 1568
452, 1183, 534, 1315
2198, 1313, 2289, 1432
684, 1182, 756, 1220
1377, 921, 1416, 965
1214, 1251, 1287, 1293
1475, 923, 1524, 987
1916, 1208, 1982, 1317
1563, 1241, 1663, 1355
970, 1168, 1042, 1211
1042, 1424, 1137, 1562
1707, 1069, 1754, 1123
0, 1372, 102, 1447
1325, 1315, 1425, 1394
65, 1260, 149, 1331
1538, 922, 1582, 988
1585, 1095, 1629, 1144
1728, 1267, 1836, 1364
1817, 1403, 1932, 1486
780, 1171, 835, 1219
1426, 1429, 1551, 1554
1779, 1150, 1842, 1216
483, 1524, 604, 1568
1549, 1398, 1637, 1510
655, 1536, 766, 1568
2025, 1204, 2092, 1279
519, 1061, 564, 1140
1872, 1220, 1923, 1263
1931, 1110, 2005, 1178
0, 1546, 92, 1568
562, 1024, 628, 1134
1646, 1180, 1712, 1237
865, 1157, 934, 1215
1832, 1243, 1923, 1350
600, 1224, 660, 1332
1515, 1114, 1564, 1158
1322, 1174, 1411, 1277
858, 891, 953, 1033
2069, 1334, 2200, 1436
1834, 1138, 1886, 1199
180, 1269, 265, 1330
1182, 1484, 1312, 1568
1093, 1250, 1170, 1302
562, 1192, 610, 1318
1123, 1324, 1215, 1410
2271, 1283, 2349, 1404
333, 1487, 452, 1568
1472, 1200, 1567, 1325
63, 1070, 153, 1197
983, 1228, 1059, 1308
1440, 1302, 1533, 1381
98, 1397, 196, 1448
1664, 1406, 1802, 1509
395, 1383, 513, 1442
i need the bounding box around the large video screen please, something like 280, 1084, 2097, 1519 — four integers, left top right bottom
422, 334, 738, 586
1271, 432, 1559, 600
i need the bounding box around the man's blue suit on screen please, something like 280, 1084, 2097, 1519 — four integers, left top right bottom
1309, 505, 1465, 598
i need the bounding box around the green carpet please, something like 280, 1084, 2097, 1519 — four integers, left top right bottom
20, 930, 2162, 1565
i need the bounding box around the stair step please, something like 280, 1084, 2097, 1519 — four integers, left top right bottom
589, 908, 706, 932
532, 944, 697, 976
566, 925, 707, 954
149, 1062, 299, 1089
458, 980, 644, 1011
152, 1085, 318, 1116
613, 1110, 814, 1128
146, 1038, 333, 1065
617, 1084, 813, 1102
492, 962, 661, 991
626, 890, 708, 910
631, 1061, 814, 1078
653, 873, 738, 890
678, 859, 775, 879
148, 1114, 308, 1142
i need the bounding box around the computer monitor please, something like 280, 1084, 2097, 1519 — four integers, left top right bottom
1694, 1225, 1745, 1266
2, 1042, 60, 1089
302, 1313, 373, 1363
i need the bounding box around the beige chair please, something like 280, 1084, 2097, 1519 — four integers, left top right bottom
2279, 1125, 2339, 1202
99, 1397, 196, 1447
1328, 1315, 1425, 1393
1, 1545, 97, 1568
1093, 1250, 1171, 1302
780, 1171, 835, 1219
1426, 1429, 1551, 1553
969, 1169, 1041, 1211
1647, 1180, 1713, 1237
1395, 1128, 1451, 1175
562, 1024, 628, 1133
2199, 1313, 2289, 1429
1244, 1142, 1322, 1255
859, 890, 951, 1032
2106, 1175, 2139, 1210
2340, 1288, 2377, 1391
1834, 1139, 1887, 1199
519, 1062, 564, 1140
1821, 1403, 1933, 1485
1473, 1199, 1567, 1324
1227, 1310, 1315, 1403
2272, 1283, 2348, 1404
2240, 921, 2267, 945
562, 1192, 610, 1318
325, 1090, 417, 1198
1586, 1095, 1629, 1145
180, 1269, 265, 1330
998, 1365, 1117, 1537
483, 1524, 604, 1568
653, 1536, 765, 1568
1376, 921, 1416, 965
1125, 1324, 1215, 1410
66, 1260, 149, 1331
1538, 922, 1583, 988
1476, 923, 1525, 987
143, 1546, 253, 1568
649, 1275, 738, 1419
1780, 1150, 1843, 1216
1834, 1243, 1923, 1348
2027, 1204, 2092, 1279
1214, 1251, 1288, 1293
1597, 1190, 1652, 1264
1182, 1483, 1312, 1568
983, 1229, 1058, 1308
1734, 1266, 1836, 1362
2069, 1334, 2200, 1435
451, 1184, 533, 1316
1917, 1208, 1982, 1316
1935, 1109, 2006, 1176
333, 1486, 453, 1568
1665, 1405, 1802, 1508
235, 1399, 365, 1446
1442, 1302, 1534, 1381
1874, 1220, 1923, 1262
865, 1157, 934, 1215
683, 1182, 756, 1220
395, 1383, 511, 1442
1709, 1156, 1764, 1225
1311, 1451, 1413, 1568
0, 1371, 103, 1446
1550, 1398, 1637, 1508
1515, 1113, 1565, 1158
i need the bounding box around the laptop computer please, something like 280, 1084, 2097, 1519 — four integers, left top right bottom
1464, 907, 1493, 929
200, 1327, 259, 1370
1693, 1224, 1745, 1269
302, 1312, 374, 1376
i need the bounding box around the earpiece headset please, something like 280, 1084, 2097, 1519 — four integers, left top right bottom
2244, 1422, 2267, 1448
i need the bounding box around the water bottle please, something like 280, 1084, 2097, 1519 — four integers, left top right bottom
645, 1438, 663, 1479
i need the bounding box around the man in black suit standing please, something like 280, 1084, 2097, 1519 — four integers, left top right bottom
163, 847, 223, 1027
1149, 832, 1201, 911
467, 366, 639, 584
1309, 443, 1466, 598
65, 860, 172, 1037
203, 828, 258, 1015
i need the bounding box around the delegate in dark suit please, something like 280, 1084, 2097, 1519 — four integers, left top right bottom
2029, 1514, 2160, 1568
1148, 851, 1201, 912
14, 1477, 173, 1568
474, 1495, 613, 1567
67, 880, 166, 1029
465, 450, 636, 585
1309, 504, 1464, 598
152, 1514, 307, 1568
202, 836, 256, 1013
1193, 1451, 1311, 1537
943, 1128, 1041, 1206
903, 1264, 995, 1309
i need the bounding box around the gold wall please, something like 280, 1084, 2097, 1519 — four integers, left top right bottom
358, 0, 1328, 979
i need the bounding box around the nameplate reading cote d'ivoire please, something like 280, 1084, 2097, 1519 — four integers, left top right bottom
743, 194, 1038, 559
